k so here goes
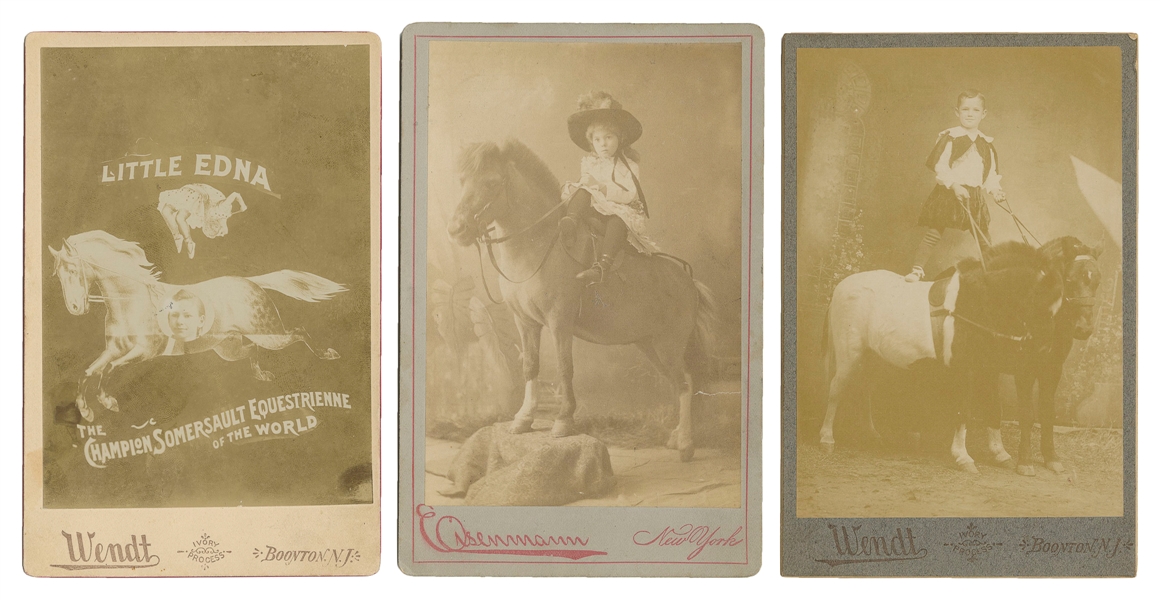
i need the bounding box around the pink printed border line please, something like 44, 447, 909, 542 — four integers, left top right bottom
408, 33, 756, 566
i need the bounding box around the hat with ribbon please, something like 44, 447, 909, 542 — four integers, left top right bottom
567, 92, 643, 152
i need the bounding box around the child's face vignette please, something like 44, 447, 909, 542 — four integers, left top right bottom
168, 299, 205, 341
956, 96, 987, 130
589, 125, 620, 159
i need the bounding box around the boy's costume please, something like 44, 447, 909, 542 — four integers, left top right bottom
917, 126, 1003, 238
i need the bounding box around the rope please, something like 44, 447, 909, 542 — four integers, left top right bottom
956, 190, 991, 273
992, 197, 1042, 246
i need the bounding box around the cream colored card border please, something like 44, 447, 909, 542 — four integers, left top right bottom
24, 31, 382, 577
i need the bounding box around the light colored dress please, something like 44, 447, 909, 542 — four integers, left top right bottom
156, 184, 237, 238
560, 155, 659, 254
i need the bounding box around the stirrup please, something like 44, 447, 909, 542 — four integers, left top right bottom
576, 254, 613, 283
904, 266, 924, 283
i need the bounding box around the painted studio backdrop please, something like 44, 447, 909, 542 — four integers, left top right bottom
795, 47, 1124, 517
424, 42, 745, 507
40, 45, 373, 508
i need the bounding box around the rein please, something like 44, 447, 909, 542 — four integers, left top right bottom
472, 196, 569, 304
946, 310, 1030, 343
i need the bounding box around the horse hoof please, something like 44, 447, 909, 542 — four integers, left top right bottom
508, 418, 534, 434
820, 441, 835, 454
666, 429, 679, 450
997, 458, 1016, 469
958, 461, 979, 474
551, 419, 574, 438
679, 447, 695, 462
1046, 461, 1065, 473
79, 405, 94, 423
321, 349, 340, 360
436, 485, 467, 498
254, 370, 275, 382
1017, 464, 1036, 477
98, 395, 119, 412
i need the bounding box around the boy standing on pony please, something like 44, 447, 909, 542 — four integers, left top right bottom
558, 91, 660, 283
905, 90, 1006, 282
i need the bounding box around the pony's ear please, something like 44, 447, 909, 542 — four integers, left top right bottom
48, 245, 60, 259
1063, 238, 1078, 262
62, 238, 77, 256
1092, 245, 1104, 260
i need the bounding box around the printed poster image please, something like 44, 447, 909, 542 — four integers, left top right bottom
25, 33, 381, 576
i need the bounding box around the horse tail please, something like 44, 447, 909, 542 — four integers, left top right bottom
821, 304, 835, 391
247, 270, 348, 302
685, 279, 722, 383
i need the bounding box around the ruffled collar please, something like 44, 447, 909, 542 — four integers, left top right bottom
941, 126, 993, 143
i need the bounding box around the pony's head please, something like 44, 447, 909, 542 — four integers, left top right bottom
49, 238, 90, 315
448, 140, 560, 247
1050, 237, 1103, 341
449, 142, 508, 246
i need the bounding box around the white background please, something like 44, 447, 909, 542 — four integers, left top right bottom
1, 0, 1154, 595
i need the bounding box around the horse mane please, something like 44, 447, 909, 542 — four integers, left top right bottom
457, 141, 503, 182
1038, 236, 1092, 262
957, 241, 1049, 274
499, 139, 561, 199
66, 230, 161, 282
456, 139, 561, 204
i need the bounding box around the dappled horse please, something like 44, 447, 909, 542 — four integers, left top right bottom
447, 140, 718, 461
50, 230, 346, 422
819, 242, 1063, 472
970, 237, 1103, 476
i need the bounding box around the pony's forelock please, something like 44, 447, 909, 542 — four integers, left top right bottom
456, 141, 503, 183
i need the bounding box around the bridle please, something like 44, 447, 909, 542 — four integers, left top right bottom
55, 248, 160, 308
467, 182, 570, 304
1062, 254, 1099, 308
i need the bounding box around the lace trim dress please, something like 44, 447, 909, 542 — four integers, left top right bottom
560, 155, 659, 254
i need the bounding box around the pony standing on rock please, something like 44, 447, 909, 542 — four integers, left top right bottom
448, 136, 717, 462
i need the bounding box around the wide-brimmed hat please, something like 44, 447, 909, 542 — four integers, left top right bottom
567, 92, 642, 152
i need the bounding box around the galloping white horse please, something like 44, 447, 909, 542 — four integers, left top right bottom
50, 230, 346, 422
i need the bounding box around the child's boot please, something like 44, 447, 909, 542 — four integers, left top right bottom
576, 253, 613, 283
903, 266, 924, 283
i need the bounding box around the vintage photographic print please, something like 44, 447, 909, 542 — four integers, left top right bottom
24, 32, 381, 576
400, 23, 763, 576
782, 34, 1136, 576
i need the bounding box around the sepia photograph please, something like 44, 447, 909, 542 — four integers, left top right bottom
782, 34, 1135, 577
401, 23, 762, 576
24, 32, 381, 576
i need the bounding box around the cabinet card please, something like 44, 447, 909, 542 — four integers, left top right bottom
400, 23, 764, 576
24, 32, 381, 576
782, 33, 1136, 577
